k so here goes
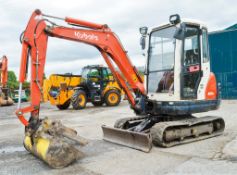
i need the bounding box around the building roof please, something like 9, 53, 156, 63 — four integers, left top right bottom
225, 24, 237, 31
209, 23, 237, 35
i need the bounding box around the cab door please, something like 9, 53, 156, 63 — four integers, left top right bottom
101, 67, 110, 89
181, 26, 202, 99
147, 26, 176, 101
87, 68, 101, 91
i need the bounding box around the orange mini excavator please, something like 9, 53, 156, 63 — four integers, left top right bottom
0, 55, 13, 106
16, 10, 224, 167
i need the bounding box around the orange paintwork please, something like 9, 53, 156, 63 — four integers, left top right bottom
205, 72, 217, 100
0, 55, 8, 87
65, 17, 107, 30
16, 9, 145, 126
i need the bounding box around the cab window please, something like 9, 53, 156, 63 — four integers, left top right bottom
202, 28, 209, 63
102, 68, 109, 78
148, 26, 176, 93
183, 27, 200, 66
88, 68, 100, 77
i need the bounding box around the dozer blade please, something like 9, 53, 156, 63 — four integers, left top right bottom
102, 125, 152, 152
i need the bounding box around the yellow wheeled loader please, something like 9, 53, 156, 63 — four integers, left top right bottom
43, 65, 123, 110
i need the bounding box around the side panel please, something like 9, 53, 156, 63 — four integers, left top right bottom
205, 72, 217, 100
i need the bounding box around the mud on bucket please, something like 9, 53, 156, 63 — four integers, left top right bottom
23, 118, 85, 168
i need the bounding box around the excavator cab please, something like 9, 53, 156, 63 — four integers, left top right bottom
142, 15, 220, 116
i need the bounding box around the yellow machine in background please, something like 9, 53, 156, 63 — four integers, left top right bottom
43, 65, 124, 110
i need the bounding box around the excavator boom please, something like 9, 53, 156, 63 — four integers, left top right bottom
16, 9, 148, 167
0, 55, 13, 106
16, 9, 145, 126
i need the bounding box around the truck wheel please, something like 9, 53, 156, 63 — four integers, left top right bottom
71, 90, 87, 110
105, 90, 121, 106
56, 100, 71, 110
92, 101, 104, 106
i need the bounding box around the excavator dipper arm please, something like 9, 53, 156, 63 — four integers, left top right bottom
0, 56, 13, 106
0, 55, 8, 87
16, 9, 145, 127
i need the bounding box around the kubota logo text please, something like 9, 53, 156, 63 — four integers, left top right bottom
74, 32, 99, 41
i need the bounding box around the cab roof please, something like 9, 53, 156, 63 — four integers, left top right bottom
151, 18, 207, 32
83, 65, 107, 69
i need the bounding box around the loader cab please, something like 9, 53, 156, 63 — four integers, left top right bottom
142, 15, 219, 115
72, 65, 121, 109
81, 65, 110, 86
80, 65, 111, 100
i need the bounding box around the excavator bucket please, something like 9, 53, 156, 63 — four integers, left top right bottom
0, 88, 13, 106
102, 125, 152, 152
24, 118, 88, 168
0, 97, 13, 106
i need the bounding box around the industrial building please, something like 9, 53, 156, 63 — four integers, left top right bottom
209, 24, 237, 99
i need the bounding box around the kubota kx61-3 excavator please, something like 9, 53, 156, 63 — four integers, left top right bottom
0, 55, 13, 106
16, 10, 225, 167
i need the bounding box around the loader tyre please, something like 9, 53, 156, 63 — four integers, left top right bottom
105, 89, 121, 106
56, 100, 71, 110
71, 89, 87, 110
92, 101, 104, 106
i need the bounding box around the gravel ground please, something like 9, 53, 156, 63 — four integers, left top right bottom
0, 100, 237, 175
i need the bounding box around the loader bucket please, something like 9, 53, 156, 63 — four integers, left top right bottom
102, 125, 152, 152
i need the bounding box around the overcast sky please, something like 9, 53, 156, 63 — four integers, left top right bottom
0, 0, 236, 78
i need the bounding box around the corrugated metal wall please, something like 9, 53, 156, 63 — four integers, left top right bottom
209, 29, 237, 99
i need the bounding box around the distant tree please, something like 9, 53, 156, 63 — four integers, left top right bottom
7, 71, 18, 89
7, 70, 30, 91
22, 81, 30, 89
